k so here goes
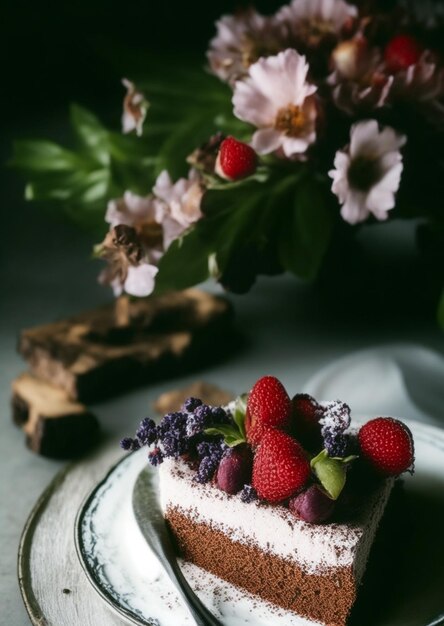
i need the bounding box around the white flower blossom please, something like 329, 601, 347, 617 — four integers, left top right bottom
105, 191, 157, 228
153, 170, 203, 247
329, 120, 406, 224
233, 49, 318, 157
122, 78, 149, 136
98, 170, 204, 297
207, 9, 286, 85
276, 0, 357, 45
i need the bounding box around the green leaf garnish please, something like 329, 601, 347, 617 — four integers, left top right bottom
204, 394, 248, 447
310, 449, 357, 500
204, 426, 245, 448
232, 394, 248, 439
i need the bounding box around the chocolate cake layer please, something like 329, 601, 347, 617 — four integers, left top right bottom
166, 507, 356, 626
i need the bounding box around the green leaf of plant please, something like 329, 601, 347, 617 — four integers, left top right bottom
278, 176, 333, 281
310, 449, 347, 500
70, 104, 110, 167
153, 228, 210, 294
11, 140, 85, 172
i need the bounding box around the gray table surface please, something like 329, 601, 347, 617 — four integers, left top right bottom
2, 120, 444, 625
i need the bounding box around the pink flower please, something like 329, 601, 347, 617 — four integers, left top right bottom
276, 0, 357, 47
98, 170, 204, 297
105, 191, 157, 228
121, 78, 149, 136
97, 225, 159, 297
329, 120, 406, 224
233, 49, 318, 157
207, 9, 286, 85
153, 170, 203, 247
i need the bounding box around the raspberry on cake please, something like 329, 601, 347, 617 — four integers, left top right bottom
121, 375, 415, 626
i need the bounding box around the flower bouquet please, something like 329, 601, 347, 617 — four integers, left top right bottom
12, 1, 444, 324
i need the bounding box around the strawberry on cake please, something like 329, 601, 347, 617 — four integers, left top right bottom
121, 376, 415, 626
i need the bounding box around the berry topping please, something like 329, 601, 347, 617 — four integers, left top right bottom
136, 417, 158, 446
320, 400, 351, 456
216, 445, 253, 495
289, 485, 335, 524
291, 393, 323, 448
148, 447, 164, 466
195, 440, 226, 483
215, 136, 258, 181
252, 430, 310, 503
245, 375, 292, 446
358, 417, 414, 476
384, 34, 422, 73
182, 397, 203, 413
323, 432, 350, 457
120, 437, 138, 451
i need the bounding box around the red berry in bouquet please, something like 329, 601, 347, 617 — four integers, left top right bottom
245, 375, 292, 445
215, 136, 257, 181
358, 417, 414, 476
384, 34, 423, 74
252, 430, 310, 503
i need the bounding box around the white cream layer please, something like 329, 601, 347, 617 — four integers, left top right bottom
159, 458, 394, 576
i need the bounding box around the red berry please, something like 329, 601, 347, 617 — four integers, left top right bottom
358, 417, 414, 477
291, 393, 323, 449
216, 445, 253, 495
289, 485, 335, 524
252, 430, 310, 503
215, 136, 257, 181
384, 35, 422, 73
245, 376, 292, 446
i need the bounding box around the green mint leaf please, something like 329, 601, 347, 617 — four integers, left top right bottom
204, 425, 246, 448
232, 394, 248, 439
310, 449, 347, 500
278, 176, 333, 281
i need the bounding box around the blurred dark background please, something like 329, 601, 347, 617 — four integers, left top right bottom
4, 0, 443, 130
4, 0, 291, 132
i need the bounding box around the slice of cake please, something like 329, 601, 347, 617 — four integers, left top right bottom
159, 458, 394, 626
121, 375, 415, 626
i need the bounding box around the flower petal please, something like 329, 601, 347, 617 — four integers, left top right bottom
349, 120, 379, 158
340, 191, 368, 224
124, 264, 158, 297
251, 128, 283, 154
